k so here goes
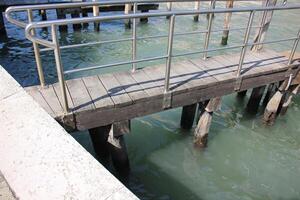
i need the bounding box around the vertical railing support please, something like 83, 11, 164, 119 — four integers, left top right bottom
234, 11, 255, 91
51, 24, 69, 113
287, 29, 300, 66
203, 0, 216, 60
166, 2, 172, 19
27, 9, 45, 87
163, 14, 175, 109
132, 3, 137, 72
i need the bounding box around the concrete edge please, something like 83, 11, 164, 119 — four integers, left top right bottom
0, 65, 138, 200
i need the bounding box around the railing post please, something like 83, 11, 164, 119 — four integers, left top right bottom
27, 9, 45, 87
132, 3, 137, 72
287, 29, 300, 66
51, 24, 69, 113
163, 14, 175, 108
235, 11, 255, 91
166, 2, 172, 19
203, 0, 216, 60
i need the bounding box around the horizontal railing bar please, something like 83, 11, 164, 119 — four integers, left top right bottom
40, 37, 133, 52
249, 36, 299, 46
64, 55, 167, 74
40, 25, 262, 52
24, 5, 300, 29
173, 44, 243, 57
6, 0, 264, 13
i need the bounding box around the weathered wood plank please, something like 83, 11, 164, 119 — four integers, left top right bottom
82, 75, 114, 109
52, 82, 75, 112
66, 78, 95, 112
113, 71, 149, 103
99, 73, 132, 107
130, 68, 164, 97
37, 85, 64, 116
25, 87, 55, 117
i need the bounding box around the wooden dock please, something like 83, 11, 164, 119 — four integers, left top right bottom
25, 49, 300, 131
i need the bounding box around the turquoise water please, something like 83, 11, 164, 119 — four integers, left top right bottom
1, 1, 300, 199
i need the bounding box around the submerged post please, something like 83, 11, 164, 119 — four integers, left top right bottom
246, 86, 266, 114
51, 24, 69, 113
56, 9, 68, 32
193, 1, 201, 21
93, 0, 100, 31
124, 4, 132, 28
221, 0, 234, 45
180, 103, 197, 130
251, 0, 277, 51
27, 9, 46, 87
194, 97, 221, 148
0, 11, 7, 38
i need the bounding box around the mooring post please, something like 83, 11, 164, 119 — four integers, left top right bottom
0, 11, 7, 37
263, 81, 288, 125
180, 103, 198, 130
221, 0, 234, 45
93, 0, 100, 31
88, 125, 111, 165
194, 97, 221, 148
124, 4, 132, 28
166, 2, 172, 19
280, 85, 300, 115
251, 0, 277, 51
71, 8, 82, 31
237, 90, 247, 98
262, 83, 277, 106
82, 8, 89, 28
56, 9, 68, 32
39, 9, 47, 21
246, 86, 266, 114
193, 1, 200, 21
108, 120, 131, 176
140, 10, 149, 23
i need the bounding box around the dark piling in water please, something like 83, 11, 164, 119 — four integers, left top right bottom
246, 86, 266, 114
180, 103, 197, 130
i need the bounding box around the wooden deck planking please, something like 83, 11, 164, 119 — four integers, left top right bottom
131, 69, 164, 97
82, 75, 114, 109
24, 49, 299, 131
38, 85, 64, 116
99, 73, 133, 107
113, 71, 149, 103
53, 82, 75, 112
66, 78, 95, 112
25, 87, 55, 117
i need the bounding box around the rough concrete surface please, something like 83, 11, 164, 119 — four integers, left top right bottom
0, 172, 15, 200
0, 65, 138, 200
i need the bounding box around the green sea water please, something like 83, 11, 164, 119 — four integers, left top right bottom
1, 1, 300, 199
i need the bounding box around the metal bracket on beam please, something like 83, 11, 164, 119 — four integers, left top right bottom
162, 91, 172, 109
234, 76, 243, 91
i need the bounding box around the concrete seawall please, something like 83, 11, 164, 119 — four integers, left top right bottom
0, 65, 138, 200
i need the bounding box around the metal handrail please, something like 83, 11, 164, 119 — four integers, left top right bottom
5, 2, 300, 113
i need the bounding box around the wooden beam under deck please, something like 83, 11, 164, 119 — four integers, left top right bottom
25, 49, 300, 131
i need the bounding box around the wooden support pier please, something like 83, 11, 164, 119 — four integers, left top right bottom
26, 50, 300, 135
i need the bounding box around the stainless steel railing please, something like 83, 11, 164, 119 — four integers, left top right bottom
5, 0, 300, 113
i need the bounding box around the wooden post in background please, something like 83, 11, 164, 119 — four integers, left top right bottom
71, 8, 82, 31
56, 9, 68, 32
0, 12, 7, 38
221, 0, 234, 45
93, 0, 100, 31
166, 2, 172, 19
194, 97, 221, 148
124, 4, 132, 28
251, 0, 277, 51
193, 1, 201, 21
